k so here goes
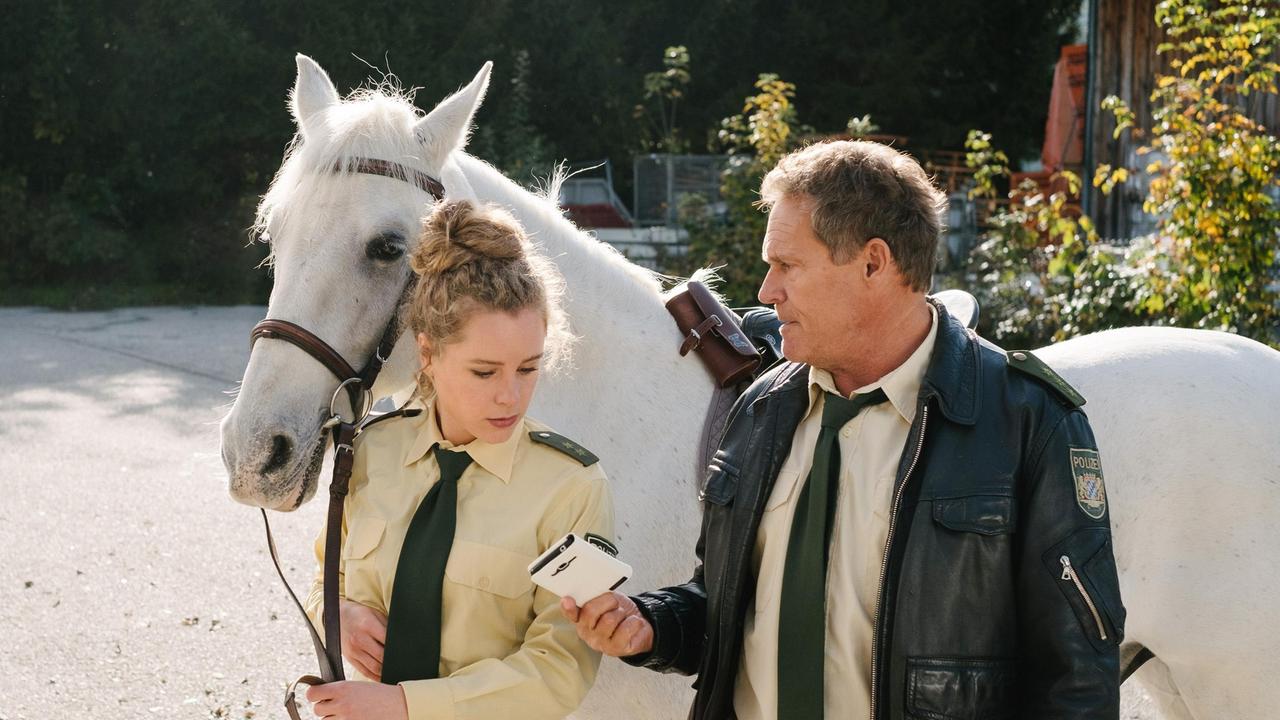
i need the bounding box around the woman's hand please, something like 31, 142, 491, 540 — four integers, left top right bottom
339, 599, 387, 680
306, 680, 406, 720
561, 592, 654, 657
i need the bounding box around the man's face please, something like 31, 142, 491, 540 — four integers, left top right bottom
758, 194, 869, 368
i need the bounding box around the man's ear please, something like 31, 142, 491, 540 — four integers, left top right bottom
862, 238, 895, 281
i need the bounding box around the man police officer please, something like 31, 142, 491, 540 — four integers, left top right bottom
563, 140, 1123, 719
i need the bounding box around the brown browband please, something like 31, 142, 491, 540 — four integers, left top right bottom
340, 158, 446, 201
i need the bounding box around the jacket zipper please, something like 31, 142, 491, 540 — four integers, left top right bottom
1059, 555, 1108, 641
869, 403, 928, 720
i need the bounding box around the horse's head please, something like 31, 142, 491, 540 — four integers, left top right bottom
220, 55, 491, 510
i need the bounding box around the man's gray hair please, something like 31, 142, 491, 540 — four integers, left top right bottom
759, 140, 946, 292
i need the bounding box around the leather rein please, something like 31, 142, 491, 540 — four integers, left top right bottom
247, 157, 444, 718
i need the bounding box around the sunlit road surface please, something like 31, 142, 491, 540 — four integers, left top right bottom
0, 307, 1157, 719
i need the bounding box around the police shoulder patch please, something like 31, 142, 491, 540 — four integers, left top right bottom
1070, 446, 1107, 519
529, 431, 599, 466
584, 533, 619, 557
1007, 350, 1086, 408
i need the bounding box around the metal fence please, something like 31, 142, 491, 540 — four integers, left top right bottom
633, 154, 729, 227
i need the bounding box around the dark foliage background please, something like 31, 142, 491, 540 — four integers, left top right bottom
0, 0, 1078, 306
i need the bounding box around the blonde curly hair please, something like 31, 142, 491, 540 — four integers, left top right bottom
407, 199, 572, 398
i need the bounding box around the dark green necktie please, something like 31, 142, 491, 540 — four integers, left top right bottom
778, 388, 888, 718
381, 446, 472, 685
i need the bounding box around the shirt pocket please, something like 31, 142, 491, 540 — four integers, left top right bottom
444, 539, 536, 600
342, 517, 386, 606
764, 468, 803, 512
440, 540, 538, 665
906, 656, 1016, 720
750, 469, 803, 616
343, 517, 386, 559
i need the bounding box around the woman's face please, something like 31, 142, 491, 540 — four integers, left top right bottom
419, 306, 547, 445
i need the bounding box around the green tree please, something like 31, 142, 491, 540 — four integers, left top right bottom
0, 0, 1088, 307
471, 48, 556, 184
637, 45, 691, 153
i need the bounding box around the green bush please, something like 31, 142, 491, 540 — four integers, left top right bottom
1101, 0, 1280, 341
958, 1, 1279, 350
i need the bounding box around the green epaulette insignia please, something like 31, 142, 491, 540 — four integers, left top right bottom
529, 431, 599, 466
1007, 350, 1086, 408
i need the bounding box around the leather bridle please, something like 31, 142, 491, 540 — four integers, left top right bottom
246, 157, 444, 718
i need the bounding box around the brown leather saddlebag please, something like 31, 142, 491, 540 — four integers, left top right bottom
665, 280, 761, 388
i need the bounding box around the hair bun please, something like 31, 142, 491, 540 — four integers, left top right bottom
410, 199, 526, 276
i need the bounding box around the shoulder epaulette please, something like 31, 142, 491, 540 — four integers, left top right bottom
357, 407, 422, 433
1006, 350, 1086, 408
529, 431, 599, 466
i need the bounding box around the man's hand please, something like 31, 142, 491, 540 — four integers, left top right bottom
306, 680, 406, 720
561, 592, 654, 657
339, 599, 387, 681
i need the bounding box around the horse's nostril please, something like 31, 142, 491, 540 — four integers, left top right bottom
262, 434, 294, 475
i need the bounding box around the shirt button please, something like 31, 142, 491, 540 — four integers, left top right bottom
841, 427, 852, 438
478, 577, 491, 590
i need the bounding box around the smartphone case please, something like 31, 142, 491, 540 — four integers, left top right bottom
527, 533, 632, 604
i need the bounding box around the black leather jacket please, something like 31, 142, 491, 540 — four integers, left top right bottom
625, 302, 1124, 719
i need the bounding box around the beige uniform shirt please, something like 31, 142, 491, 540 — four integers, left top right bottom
734, 305, 938, 720
304, 393, 614, 720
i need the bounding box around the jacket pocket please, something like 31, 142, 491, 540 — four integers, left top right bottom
1042, 527, 1125, 651
906, 656, 1016, 720
699, 450, 740, 506
444, 539, 535, 599
932, 494, 1017, 535
343, 517, 386, 560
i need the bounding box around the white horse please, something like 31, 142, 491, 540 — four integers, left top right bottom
220, 56, 1280, 720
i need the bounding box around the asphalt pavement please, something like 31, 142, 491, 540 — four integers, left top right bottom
0, 307, 1158, 719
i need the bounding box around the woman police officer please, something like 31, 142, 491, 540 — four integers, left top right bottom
303, 199, 615, 720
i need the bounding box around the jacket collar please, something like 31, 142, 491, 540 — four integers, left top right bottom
764, 297, 980, 426
921, 297, 981, 425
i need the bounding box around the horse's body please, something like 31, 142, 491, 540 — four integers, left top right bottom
220, 57, 1280, 720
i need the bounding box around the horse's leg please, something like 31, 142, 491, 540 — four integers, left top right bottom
1127, 655, 1196, 720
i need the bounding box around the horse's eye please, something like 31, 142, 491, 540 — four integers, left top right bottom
366, 233, 405, 262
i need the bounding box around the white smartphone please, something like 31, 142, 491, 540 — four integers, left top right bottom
527, 532, 632, 604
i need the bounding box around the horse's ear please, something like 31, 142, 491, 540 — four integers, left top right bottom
291, 53, 340, 138
414, 61, 493, 158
